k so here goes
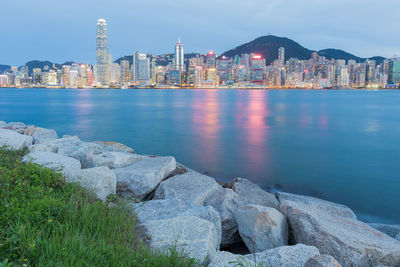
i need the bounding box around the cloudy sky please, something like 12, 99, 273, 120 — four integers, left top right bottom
1, 0, 399, 66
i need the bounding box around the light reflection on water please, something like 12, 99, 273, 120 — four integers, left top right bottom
1, 88, 400, 223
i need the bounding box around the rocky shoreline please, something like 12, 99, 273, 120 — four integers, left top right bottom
1, 121, 400, 267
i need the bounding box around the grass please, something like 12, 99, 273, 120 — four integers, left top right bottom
0, 147, 196, 267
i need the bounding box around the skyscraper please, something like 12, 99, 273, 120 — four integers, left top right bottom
133, 51, 150, 86
96, 18, 109, 86
278, 47, 285, 66
175, 37, 184, 72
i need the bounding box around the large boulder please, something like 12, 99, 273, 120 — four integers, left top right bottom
77, 166, 116, 201
305, 254, 342, 267
132, 199, 222, 248
92, 151, 147, 169
369, 223, 400, 240
142, 215, 219, 265
28, 142, 59, 153
22, 152, 81, 182
2, 122, 28, 134
94, 141, 135, 153
229, 178, 279, 209
205, 188, 241, 247
208, 251, 254, 267
154, 171, 220, 206
235, 204, 288, 253
24, 126, 58, 144
56, 139, 103, 168
0, 129, 33, 150
115, 156, 176, 200
277, 192, 400, 267
246, 244, 320, 267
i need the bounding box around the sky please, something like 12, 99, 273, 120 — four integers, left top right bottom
0, 0, 399, 66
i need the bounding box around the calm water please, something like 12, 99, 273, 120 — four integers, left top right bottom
1, 88, 400, 223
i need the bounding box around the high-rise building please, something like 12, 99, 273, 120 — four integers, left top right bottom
175, 37, 184, 72
278, 47, 285, 66
96, 18, 109, 87
120, 60, 131, 84
388, 58, 400, 85
133, 51, 150, 86
206, 51, 217, 68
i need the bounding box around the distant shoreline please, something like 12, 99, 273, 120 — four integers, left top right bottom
0, 87, 397, 90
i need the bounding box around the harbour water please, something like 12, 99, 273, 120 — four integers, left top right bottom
1, 88, 399, 223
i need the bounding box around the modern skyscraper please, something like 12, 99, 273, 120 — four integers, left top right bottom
388, 58, 400, 85
133, 51, 150, 86
278, 47, 285, 66
96, 18, 109, 86
175, 37, 184, 72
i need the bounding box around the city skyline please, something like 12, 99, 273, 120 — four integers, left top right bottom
1, 0, 399, 66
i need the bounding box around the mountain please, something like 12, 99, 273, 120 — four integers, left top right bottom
318, 49, 385, 65
0, 64, 11, 74
25, 60, 61, 75
221, 35, 385, 65
221, 35, 313, 65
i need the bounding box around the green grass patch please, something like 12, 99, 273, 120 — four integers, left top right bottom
0, 147, 196, 266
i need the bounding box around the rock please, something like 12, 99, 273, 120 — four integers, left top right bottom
235, 205, 288, 253
2, 122, 28, 134
77, 166, 116, 201
154, 171, 220, 206
0, 129, 33, 150
142, 215, 218, 265
208, 251, 253, 267
94, 141, 135, 153
369, 223, 400, 239
28, 142, 59, 153
22, 152, 81, 182
230, 178, 279, 209
397, 233, 400, 241
305, 254, 342, 267
246, 244, 320, 267
115, 156, 176, 200
205, 188, 241, 247
92, 151, 147, 168
46, 136, 105, 168
133, 199, 222, 249
277, 192, 400, 267
24, 126, 58, 144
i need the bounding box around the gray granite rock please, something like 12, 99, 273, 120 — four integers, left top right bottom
235, 204, 288, 253
0, 129, 33, 150
205, 188, 241, 247
94, 141, 135, 153
28, 142, 59, 153
305, 254, 342, 267
24, 126, 58, 144
142, 215, 219, 265
230, 178, 279, 209
277, 192, 400, 267
77, 166, 116, 201
208, 251, 253, 267
92, 151, 147, 168
22, 152, 81, 182
132, 199, 222, 248
2, 122, 28, 134
245, 244, 320, 267
115, 156, 176, 200
369, 223, 400, 239
56, 139, 103, 168
154, 171, 220, 206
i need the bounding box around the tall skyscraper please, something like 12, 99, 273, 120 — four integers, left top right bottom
133, 51, 150, 86
175, 37, 184, 72
278, 47, 285, 66
96, 18, 109, 86
388, 58, 400, 85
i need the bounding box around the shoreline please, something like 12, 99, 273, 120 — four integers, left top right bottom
1, 121, 400, 266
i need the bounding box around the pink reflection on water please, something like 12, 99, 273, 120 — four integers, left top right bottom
318, 104, 329, 130
74, 90, 93, 135
192, 90, 221, 168
236, 91, 269, 171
